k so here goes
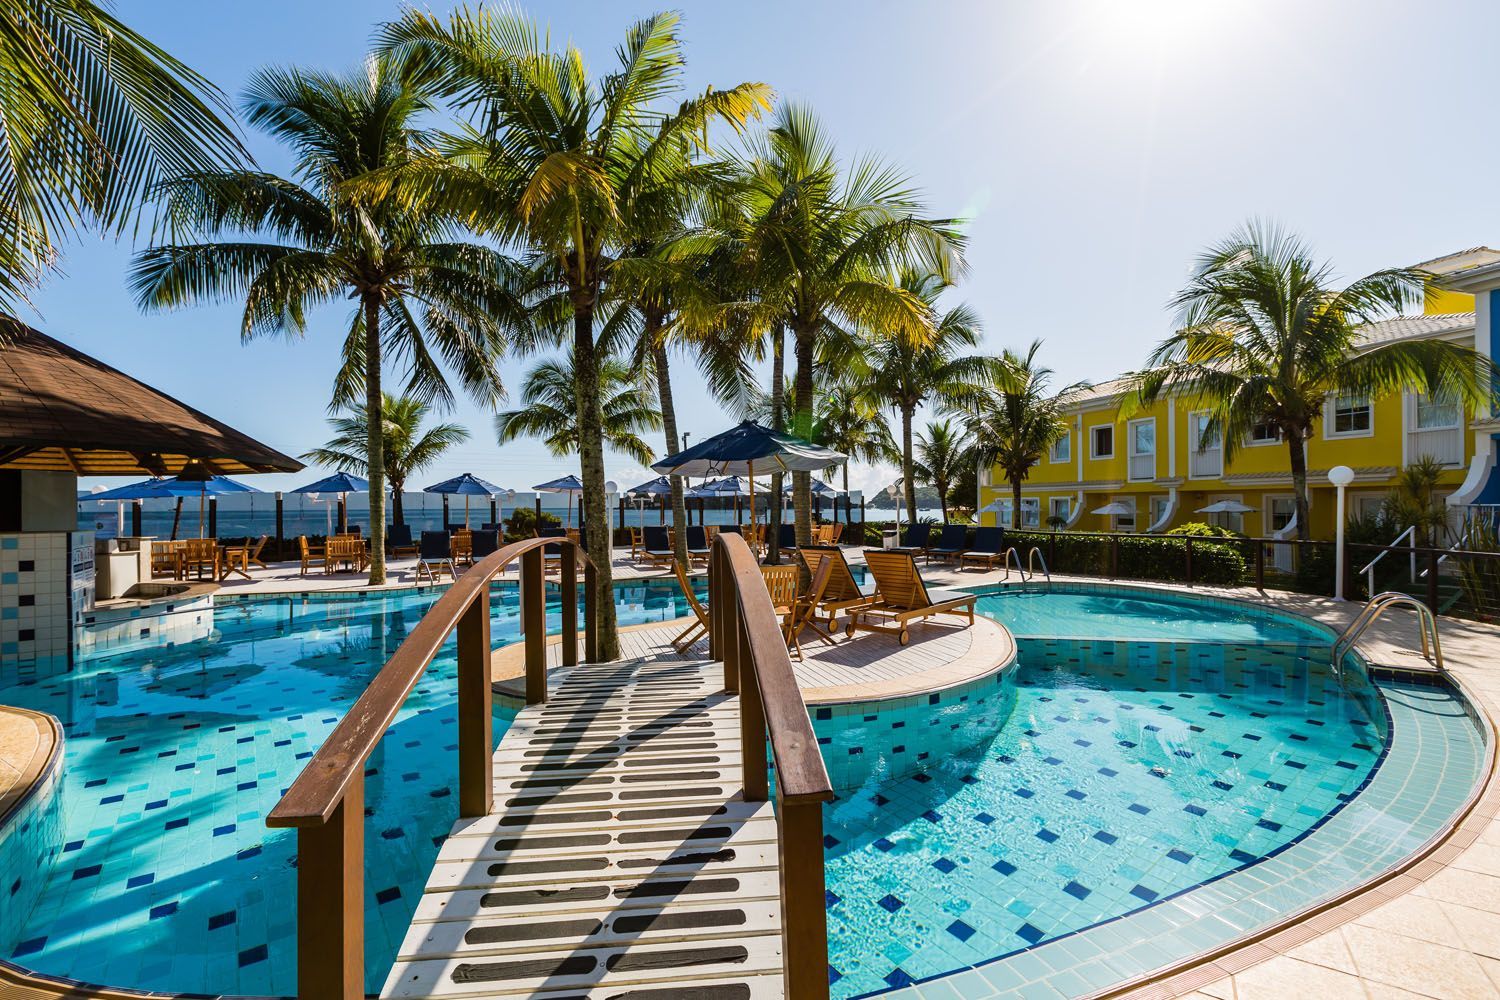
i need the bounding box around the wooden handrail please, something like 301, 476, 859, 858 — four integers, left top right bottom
707, 531, 833, 999
266, 535, 594, 999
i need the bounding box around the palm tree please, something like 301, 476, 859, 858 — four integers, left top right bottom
496, 350, 662, 467
0, 0, 246, 334
302, 393, 469, 528
854, 271, 995, 525
1130, 222, 1496, 539
723, 104, 965, 547
375, 9, 769, 659
812, 381, 894, 494
964, 340, 1076, 529
914, 419, 966, 522
130, 56, 519, 585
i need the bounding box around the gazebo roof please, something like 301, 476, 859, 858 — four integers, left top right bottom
0, 324, 302, 476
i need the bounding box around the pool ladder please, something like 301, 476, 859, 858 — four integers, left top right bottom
1001, 546, 1052, 586
1001, 547, 1026, 581
1330, 591, 1443, 677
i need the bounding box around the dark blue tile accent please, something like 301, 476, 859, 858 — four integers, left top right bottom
825, 890, 841, 910
947, 919, 975, 942
932, 858, 957, 874
1093, 830, 1118, 845
1130, 884, 1158, 902
376, 886, 401, 904
238, 944, 268, 967
1017, 922, 1045, 944
209, 911, 237, 930
1063, 880, 1091, 899
149, 901, 178, 919
884, 968, 914, 989
1167, 849, 1193, 863
127, 873, 154, 889
1036, 828, 1058, 844
877, 894, 904, 913
992, 859, 1017, 876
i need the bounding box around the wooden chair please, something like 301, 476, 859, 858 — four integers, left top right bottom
246, 535, 270, 570
628, 526, 644, 560
297, 536, 323, 577
847, 549, 976, 645
451, 529, 473, 567
685, 525, 711, 566
182, 538, 219, 581
959, 526, 1007, 571
150, 541, 184, 580
639, 525, 674, 567
814, 524, 834, 545
797, 545, 875, 631
387, 523, 420, 558
219, 537, 254, 581
324, 536, 364, 574
829, 522, 844, 544
670, 562, 711, 652
761, 565, 805, 658
789, 557, 838, 651
926, 523, 971, 563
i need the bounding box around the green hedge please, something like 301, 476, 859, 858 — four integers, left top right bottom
1003, 530, 1248, 586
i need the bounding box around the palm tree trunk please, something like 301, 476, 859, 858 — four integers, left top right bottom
768, 325, 785, 563
391, 478, 404, 527
901, 403, 917, 528
574, 302, 619, 660
938, 480, 948, 522
1012, 474, 1023, 530
1288, 431, 1311, 541
650, 333, 689, 569
364, 297, 386, 586
792, 324, 815, 549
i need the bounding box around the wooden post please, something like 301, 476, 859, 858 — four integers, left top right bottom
736, 617, 766, 801
522, 547, 546, 704
456, 588, 493, 817
1184, 536, 1194, 586
560, 543, 578, 667
442, 495, 450, 529
1255, 541, 1265, 591
490, 498, 498, 525
1426, 548, 1440, 613
131, 500, 142, 537
209, 497, 218, 539
583, 560, 599, 663
779, 797, 831, 1000
295, 779, 364, 1000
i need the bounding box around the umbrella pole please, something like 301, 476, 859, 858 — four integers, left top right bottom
749, 460, 756, 554
465, 495, 471, 529
198, 489, 205, 539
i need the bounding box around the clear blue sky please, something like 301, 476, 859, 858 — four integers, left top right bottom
48, 0, 1500, 497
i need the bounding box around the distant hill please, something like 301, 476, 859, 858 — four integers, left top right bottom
868, 485, 944, 509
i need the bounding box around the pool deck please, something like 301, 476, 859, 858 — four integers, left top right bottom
9, 545, 1500, 998
0, 705, 56, 823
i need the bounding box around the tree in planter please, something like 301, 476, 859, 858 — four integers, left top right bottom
964, 340, 1079, 529
302, 393, 469, 527
914, 419, 967, 522
1383, 455, 1452, 548
132, 56, 518, 585
376, 9, 769, 658
496, 349, 662, 467
1129, 222, 1495, 540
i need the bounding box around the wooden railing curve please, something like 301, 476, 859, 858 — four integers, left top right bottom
267, 536, 595, 999
707, 531, 835, 1000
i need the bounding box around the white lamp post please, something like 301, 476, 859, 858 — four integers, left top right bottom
1328, 465, 1355, 601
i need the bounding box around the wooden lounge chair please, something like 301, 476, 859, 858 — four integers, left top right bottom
788, 556, 837, 652
829, 522, 844, 544
387, 523, 420, 558
894, 522, 932, 555
670, 562, 710, 652
685, 525, 711, 566
415, 530, 456, 583
640, 525, 674, 567
219, 537, 255, 581
628, 526, 644, 560
846, 549, 977, 645
797, 545, 875, 631
246, 534, 270, 570
926, 523, 970, 564
761, 565, 805, 659
959, 526, 1006, 571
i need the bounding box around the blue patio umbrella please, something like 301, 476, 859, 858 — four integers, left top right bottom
291, 472, 370, 534
92, 474, 260, 537
624, 475, 673, 526
533, 474, 586, 527
425, 473, 506, 528
783, 478, 841, 497
652, 421, 845, 536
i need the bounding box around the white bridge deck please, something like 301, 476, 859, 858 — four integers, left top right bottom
381, 655, 784, 999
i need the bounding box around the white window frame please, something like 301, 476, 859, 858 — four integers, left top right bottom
1187, 410, 1223, 480
1413, 390, 1461, 432
1148, 495, 1171, 531
1324, 392, 1374, 439
1048, 496, 1071, 524
1110, 495, 1136, 533
1245, 420, 1281, 447
1127, 417, 1156, 482
1019, 497, 1041, 528
1264, 494, 1297, 535
1050, 433, 1071, 464
1089, 423, 1115, 460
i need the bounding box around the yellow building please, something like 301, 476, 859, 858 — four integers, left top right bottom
979, 246, 1500, 546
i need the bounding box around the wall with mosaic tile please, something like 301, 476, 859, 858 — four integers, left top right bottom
0, 531, 93, 684
0, 764, 62, 956
78, 593, 214, 659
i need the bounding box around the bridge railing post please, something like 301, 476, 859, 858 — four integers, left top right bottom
780, 795, 830, 1000
457, 587, 493, 818
584, 556, 599, 663
561, 544, 579, 667
295, 779, 364, 1000
737, 614, 767, 802
522, 546, 546, 704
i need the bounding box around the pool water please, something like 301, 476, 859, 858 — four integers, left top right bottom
0, 579, 701, 995
821, 636, 1387, 997
975, 586, 1330, 643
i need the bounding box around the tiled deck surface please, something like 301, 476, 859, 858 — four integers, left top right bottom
0, 705, 53, 820
494, 615, 1013, 705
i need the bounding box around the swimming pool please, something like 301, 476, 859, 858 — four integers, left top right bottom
974, 584, 1330, 643
0, 579, 701, 995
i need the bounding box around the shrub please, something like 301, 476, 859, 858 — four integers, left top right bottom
1004, 529, 1247, 586
503, 507, 560, 543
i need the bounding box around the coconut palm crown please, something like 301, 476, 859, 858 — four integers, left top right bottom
130, 54, 522, 584
1127, 222, 1497, 539
496, 349, 662, 467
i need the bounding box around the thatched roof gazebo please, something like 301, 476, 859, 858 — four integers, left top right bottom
0, 324, 301, 476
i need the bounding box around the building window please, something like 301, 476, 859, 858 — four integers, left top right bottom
1128, 418, 1155, 481
1188, 411, 1223, 478
1415, 391, 1460, 430
1050, 433, 1070, 463
1020, 497, 1040, 528
1267, 496, 1295, 533
1149, 496, 1171, 529
1049, 497, 1071, 524
1247, 420, 1280, 445
1090, 424, 1114, 459
1329, 393, 1372, 436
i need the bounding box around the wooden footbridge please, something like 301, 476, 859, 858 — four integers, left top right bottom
267, 534, 834, 1000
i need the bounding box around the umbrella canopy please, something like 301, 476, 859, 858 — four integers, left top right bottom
425, 473, 505, 496
978, 498, 1010, 514
1092, 501, 1135, 516
625, 475, 673, 497
291, 472, 369, 495
699, 475, 770, 497
91, 474, 260, 538
783, 478, 841, 497
532, 474, 585, 494
651, 420, 844, 478
1196, 500, 1258, 514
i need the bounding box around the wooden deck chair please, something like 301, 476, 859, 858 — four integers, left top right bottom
926, 523, 970, 563
628, 526, 644, 560
246, 534, 270, 570
297, 536, 323, 577
761, 565, 805, 659
829, 522, 844, 544
685, 525, 711, 566
670, 562, 710, 652
640, 525, 674, 567
788, 556, 838, 651
797, 545, 875, 631
182, 538, 219, 581
847, 549, 977, 646
959, 526, 1006, 570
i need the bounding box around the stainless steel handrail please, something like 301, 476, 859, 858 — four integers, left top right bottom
1331, 591, 1443, 676
1027, 546, 1051, 585
1001, 546, 1028, 581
